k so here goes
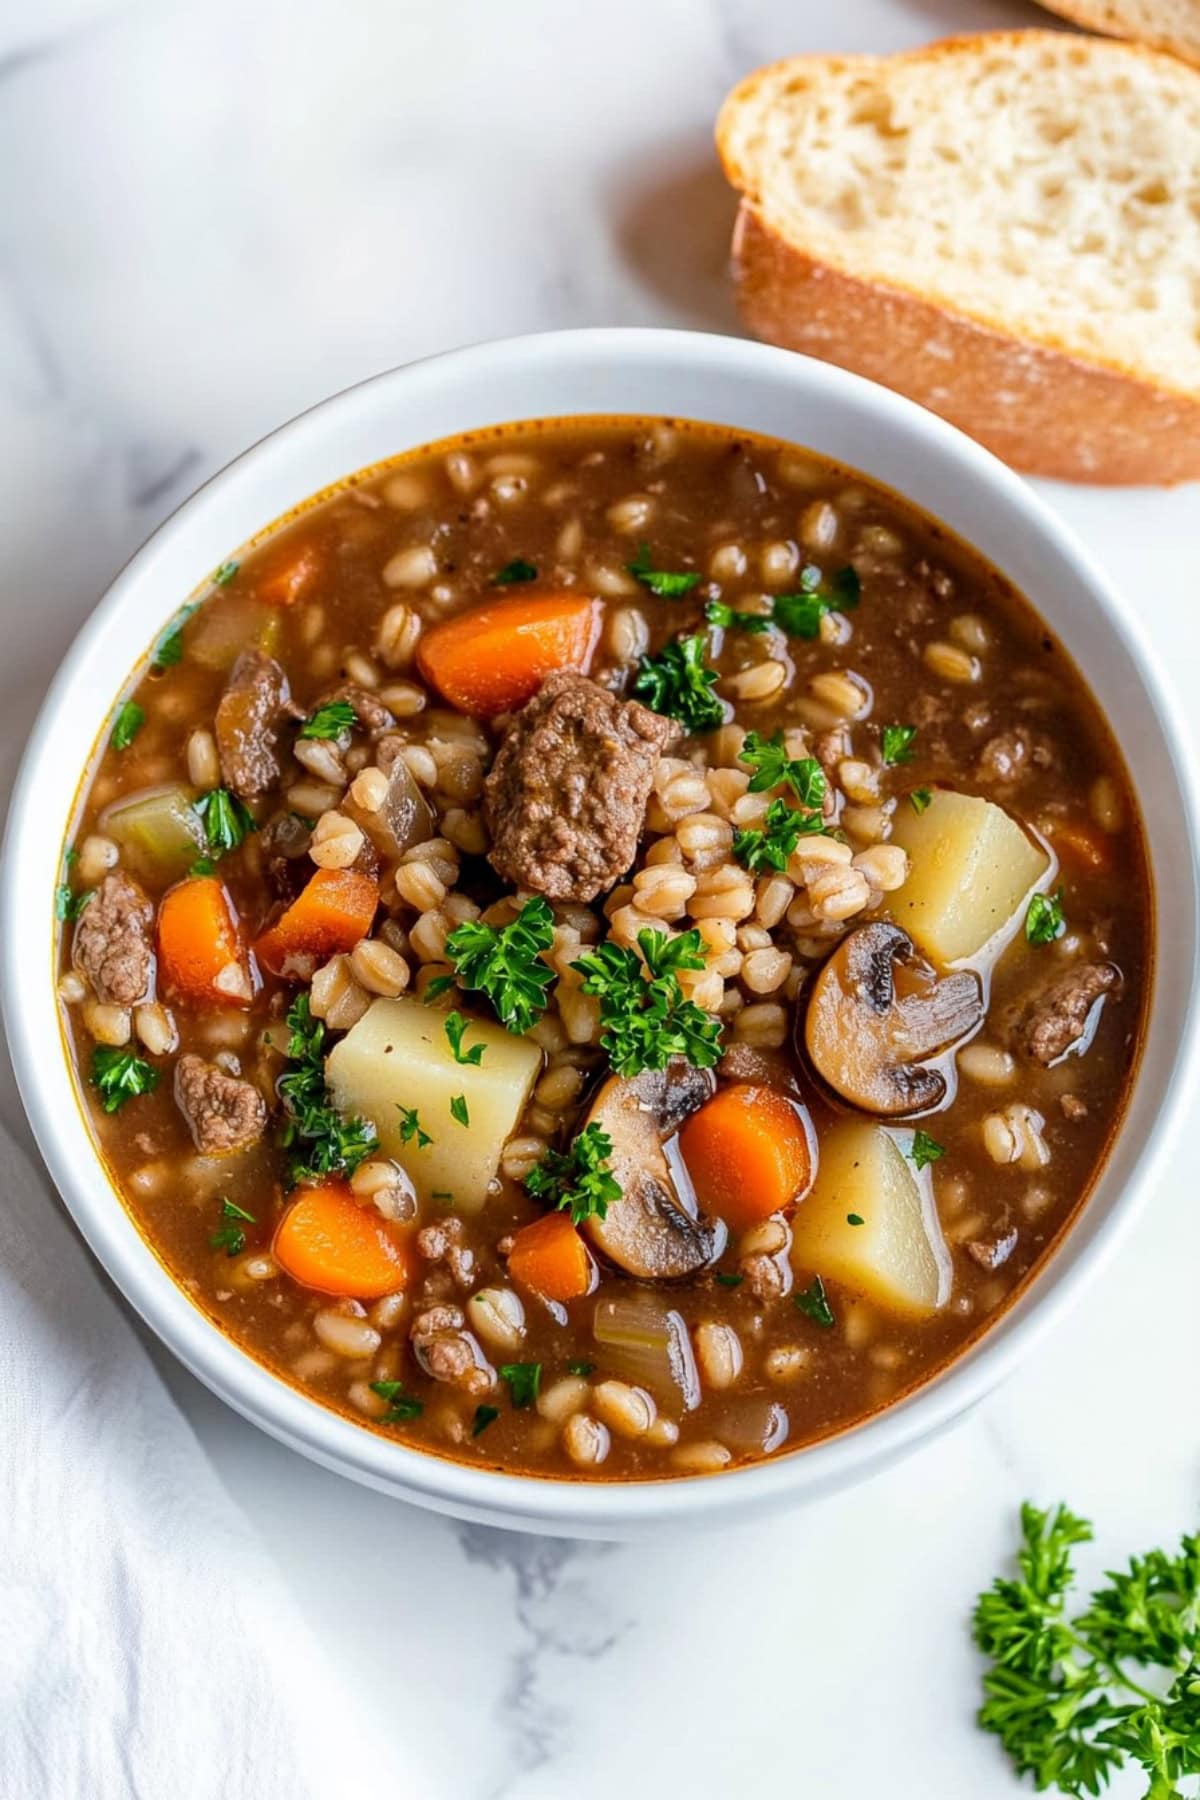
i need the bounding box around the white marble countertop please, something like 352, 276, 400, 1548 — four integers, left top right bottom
3, 1, 1197, 1795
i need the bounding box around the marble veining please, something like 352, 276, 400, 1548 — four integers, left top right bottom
3, 1, 1198, 1794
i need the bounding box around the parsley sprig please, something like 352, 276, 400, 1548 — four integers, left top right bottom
210, 1198, 255, 1257
370, 1380, 424, 1423
733, 797, 827, 873
881, 724, 918, 767
91, 1047, 159, 1113
499, 1363, 543, 1408
794, 1274, 835, 1329
740, 730, 827, 806
444, 896, 555, 1036
1027, 887, 1067, 946
278, 994, 378, 1184
633, 636, 723, 734
705, 598, 772, 636
572, 928, 722, 1077
492, 558, 538, 586
444, 1012, 485, 1066
525, 1122, 621, 1226
110, 700, 145, 751
909, 1130, 945, 1172
628, 543, 701, 597
299, 700, 356, 741
974, 1502, 1200, 1798
773, 564, 861, 639
194, 788, 256, 858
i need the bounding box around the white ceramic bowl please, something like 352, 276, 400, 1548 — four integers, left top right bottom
5, 328, 1198, 1538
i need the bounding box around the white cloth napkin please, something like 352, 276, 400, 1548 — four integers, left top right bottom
0, 1121, 420, 1800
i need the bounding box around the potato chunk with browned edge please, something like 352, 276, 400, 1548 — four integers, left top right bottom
890, 787, 1050, 965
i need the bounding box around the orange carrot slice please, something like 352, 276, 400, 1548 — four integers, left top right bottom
157, 876, 253, 1007
1044, 815, 1111, 873
679, 1084, 814, 1231
507, 1211, 594, 1303
416, 592, 602, 717
254, 867, 379, 980
273, 1182, 411, 1299
255, 541, 321, 607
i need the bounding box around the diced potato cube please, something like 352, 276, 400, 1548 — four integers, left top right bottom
790, 1120, 951, 1318
326, 996, 541, 1213
890, 787, 1049, 965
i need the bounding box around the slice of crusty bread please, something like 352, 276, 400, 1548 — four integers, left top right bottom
1037, 0, 1200, 68
716, 31, 1200, 482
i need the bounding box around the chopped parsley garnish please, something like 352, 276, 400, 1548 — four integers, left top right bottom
110, 700, 145, 751
880, 724, 918, 766
278, 994, 378, 1183
715, 1271, 744, 1288
632, 635, 724, 734
299, 700, 356, 741
212, 560, 240, 587
194, 787, 256, 857
209, 1197, 255, 1257
772, 564, 861, 639
910, 786, 933, 815
733, 797, 827, 873
572, 928, 723, 1077
90, 1046, 160, 1114
55, 883, 93, 922
499, 1363, 543, 1409
740, 730, 827, 806
370, 1380, 424, 1423
628, 542, 701, 598
189, 857, 215, 877
846, 1213, 865, 1227
794, 1274, 835, 1330
151, 603, 199, 671
472, 1404, 500, 1436
492, 558, 538, 586
431, 1190, 454, 1202
704, 598, 772, 636
423, 974, 456, 1003
1026, 887, 1067, 946
524, 1122, 620, 1226
444, 1011, 485, 1067
910, 1130, 945, 1171
449, 1094, 470, 1128
444, 895, 555, 1036
567, 1360, 595, 1378
397, 1106, 432, 1149
974, 1501, 1200, 1797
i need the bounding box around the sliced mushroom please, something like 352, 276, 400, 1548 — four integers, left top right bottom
580, 1061, 724, 1280
802, 920, 983, 1116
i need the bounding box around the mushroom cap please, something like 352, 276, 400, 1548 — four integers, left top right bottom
802, 920, 983, 1117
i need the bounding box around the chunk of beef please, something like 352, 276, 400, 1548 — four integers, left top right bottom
416, 1216, 475, 1288
319, 682, 395, 737
72, 871, 153, 1006
259, 810, 314, 903
978, 727, 1057, 786
1008, 961, 1121, 1066
215, 649, 295, 800
965, 1226, 1018, 1271
174, 1053, 267, 1155
410, 1305, 495, 1396
483, 670, 671, 902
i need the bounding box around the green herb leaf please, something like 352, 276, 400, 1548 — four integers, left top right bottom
369, 1380, 424, 1423
910, 787, 933, 815
449, 1094, 470, 1128
423, 974, 456, 1004
472, 1404, 500, 1436
499, 1363, 542, 1409
628, 542, 701, 598
847, 1213, 865, 1227
91, 1046, 160, 1114
444, 1011, 485, 1066
212, 560, 240, 587
524, 1121, 620, 1226
794, 1274, 835, 1330
397, 1105, 432, 1149
492, 558, 538, 586
444, 896, 554, 1035
1026, 887, 1067, 946
880, 725, 918, 767
209, 1197, 256, 1257
567, 1360, 595, 1377
55, 883, 94, 922
733, 797, 827, 873
572, 927, 723, 1078
973, 1502, 1200, 1798
632, 636, 724, 733
110, 700, 145, 751
715, 1272, 744, 1288
152, 603, 199, 670
909, 1130, 945, 1171
704, 598, 773, 636
772, 564, 861, 639
278, 993, 379, 1183
194, 787, 256, 857
739, 730, 827, 806
299, 700, 357, 741
189, 857, 216, 877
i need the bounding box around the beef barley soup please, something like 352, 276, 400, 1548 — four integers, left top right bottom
55, 418, 1150, 1480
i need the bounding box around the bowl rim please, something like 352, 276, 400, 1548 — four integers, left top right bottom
5, 325, 1199, 1534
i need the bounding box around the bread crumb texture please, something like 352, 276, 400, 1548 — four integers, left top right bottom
1036, 0, 1200, 70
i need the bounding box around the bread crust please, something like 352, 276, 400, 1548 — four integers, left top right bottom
1035, 1, 1200, 68
729, 200, 1200, 485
